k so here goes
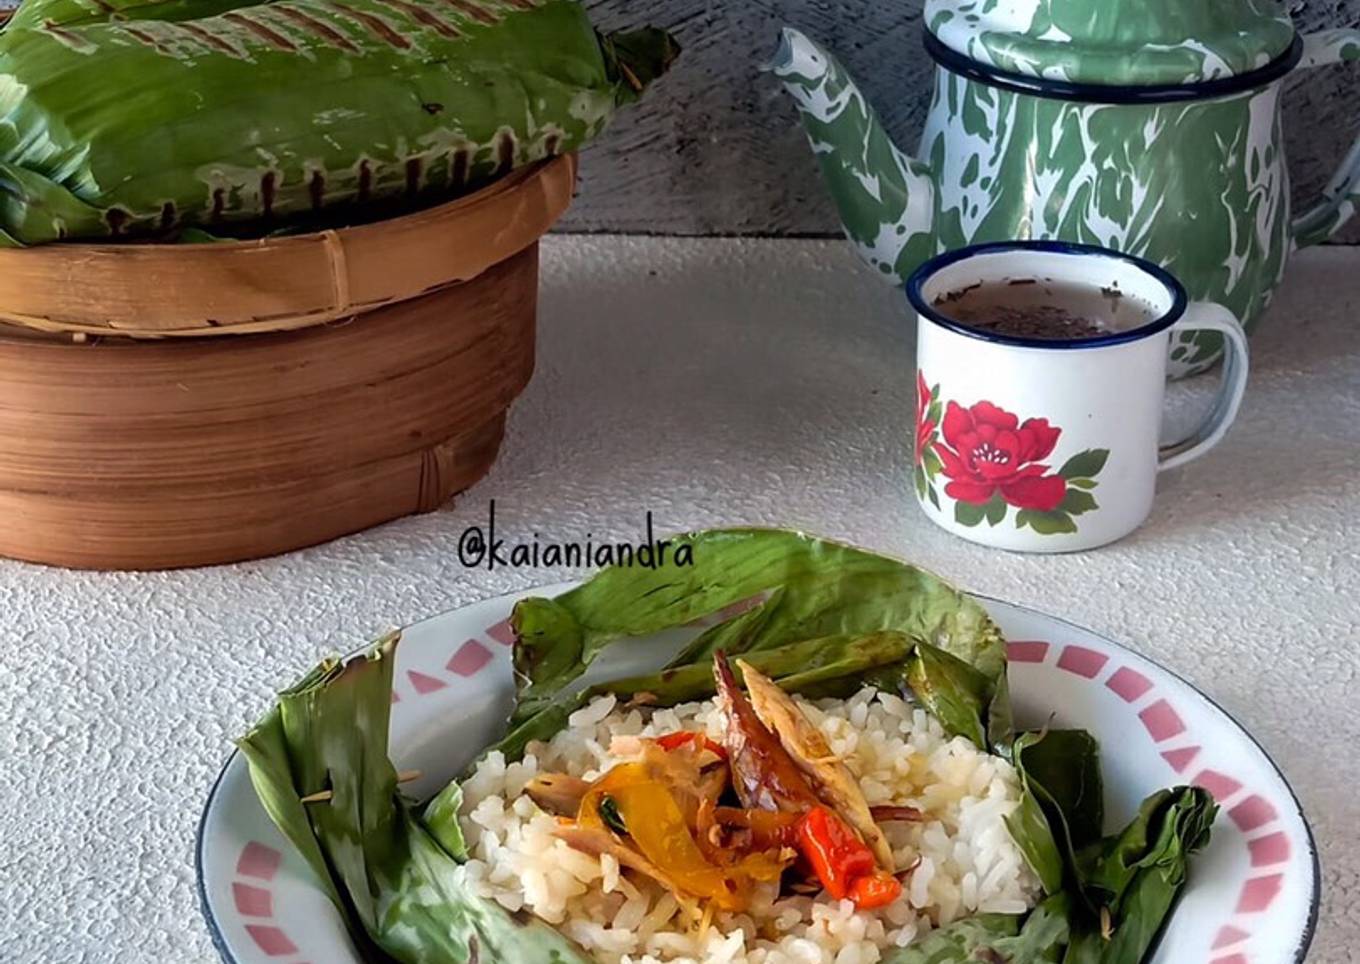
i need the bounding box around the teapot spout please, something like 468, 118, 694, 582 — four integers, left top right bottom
769, 27, 937, 283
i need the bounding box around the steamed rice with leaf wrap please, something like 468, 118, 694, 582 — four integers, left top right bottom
238, 529, 1217, 964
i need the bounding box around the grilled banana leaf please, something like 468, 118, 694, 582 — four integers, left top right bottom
238, 634, 593, 963
510, 527, 1005, 726
1062, 787, 1218, 964
0, 0, 678, 243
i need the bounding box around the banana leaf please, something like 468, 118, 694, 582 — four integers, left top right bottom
883, 894, 1071, 963
0, 160, 103, 244
1007, 730, 1105, 896
422, 779, 467, 861
603, 631, 919, 707
1005, 732, 1215, 963
237, 634, 592, 963
904, 641, 992, 750
1062, 788, 1217, 964
0, 0, 679, 244
882, 914, 1024, 963
987, 672, 1016, 757
670, 565, 1008, 678
511, 528, 1005, 726
1021, 730, 1106, 854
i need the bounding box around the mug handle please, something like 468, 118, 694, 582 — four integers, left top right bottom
1159, 303, 1250, 472
1291, 29, 1360, 247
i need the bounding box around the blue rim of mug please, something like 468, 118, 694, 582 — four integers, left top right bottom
905, 240, 1189, 351
922, 29, 1305, 105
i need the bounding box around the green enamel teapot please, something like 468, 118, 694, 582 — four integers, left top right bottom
773, 1, 1360, 376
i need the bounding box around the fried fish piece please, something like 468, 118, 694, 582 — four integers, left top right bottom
737, 658, 894, 871
713, 652, 821, 814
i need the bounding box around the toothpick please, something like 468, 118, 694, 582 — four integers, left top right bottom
301, 769, 422, 804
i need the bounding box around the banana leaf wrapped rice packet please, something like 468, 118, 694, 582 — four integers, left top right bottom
240, 529, 1217, 963
0, 0, 678, 244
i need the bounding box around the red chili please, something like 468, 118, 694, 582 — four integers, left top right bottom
848, 872, 903, 909
796, 806, 878, 900
656, 730, 728, 759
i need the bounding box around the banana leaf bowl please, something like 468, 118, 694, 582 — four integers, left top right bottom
0, 154, 575, 569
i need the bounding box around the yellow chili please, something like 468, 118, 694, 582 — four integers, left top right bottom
579, 763, 786, 911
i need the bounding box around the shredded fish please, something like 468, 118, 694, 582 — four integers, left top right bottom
737, 658, 895, 870
713, 652, 822, 813
524, 773, 591, 816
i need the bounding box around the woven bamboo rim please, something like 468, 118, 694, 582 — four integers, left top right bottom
0, 153, 576, 339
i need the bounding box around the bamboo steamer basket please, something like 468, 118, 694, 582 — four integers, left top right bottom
0, 154, 576, 569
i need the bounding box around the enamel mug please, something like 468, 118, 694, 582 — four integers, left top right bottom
908, 241, 1249, 553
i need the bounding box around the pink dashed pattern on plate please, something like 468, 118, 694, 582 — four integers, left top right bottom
1139, 699, 1187, 741
1162, 745, 1201, 773
447, 640, 494, 677
1194, 770, 1243, 801
236, 841, 282, 881
1106, 666, 1153, 702
230, 843, 303, 959
1231, 795, 1280, 833
1249, 833, 1291, 867
392, 617, 521, 703
485, 619, 516, 647
406, 670, 447, 695
1056, 644, 1108, 678
1006, 640, 1050, 663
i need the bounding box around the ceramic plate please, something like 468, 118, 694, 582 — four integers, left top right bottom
197, 586, 1319, 964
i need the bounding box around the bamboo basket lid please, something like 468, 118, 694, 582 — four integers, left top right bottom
0, 153, 576, 339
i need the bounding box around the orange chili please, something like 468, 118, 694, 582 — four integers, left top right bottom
848, 872, 903, 909
796, 806, 877, 900
655, 730, 728, 759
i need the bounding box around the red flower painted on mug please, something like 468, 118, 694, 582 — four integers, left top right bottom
915, 371, 937, 460
932, 400, 1068, 511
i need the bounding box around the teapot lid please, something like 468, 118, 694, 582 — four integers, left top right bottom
924, 0, 1297, 89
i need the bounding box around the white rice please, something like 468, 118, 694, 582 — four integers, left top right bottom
456, 686, 1040, 964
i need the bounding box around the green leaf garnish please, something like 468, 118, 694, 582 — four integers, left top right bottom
598, 796, 628, 835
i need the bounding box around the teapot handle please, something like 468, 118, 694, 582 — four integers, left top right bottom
1292, 29, 1360, 248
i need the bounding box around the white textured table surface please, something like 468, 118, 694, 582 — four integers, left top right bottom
0, 237, 1356, 963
